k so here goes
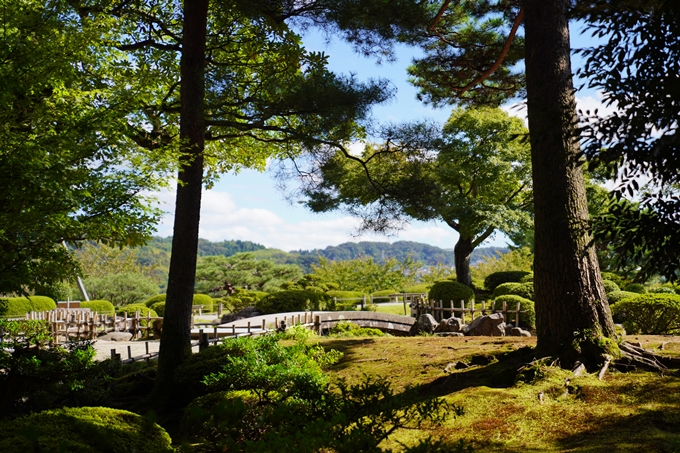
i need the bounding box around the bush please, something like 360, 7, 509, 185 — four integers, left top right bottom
623, 282, 647, 294
493, 295, 535, 329
144, 294, 167, 308
255, 290, 327, 314
520, 272, 534, 283
601, 272, 626, 288
329, 321, 385, 337
484, 271, 531, 291
602, 279, 621, 294
492, 282, 534, 300
0, 406, 172, 453
116, 304, 158, 318
371, 289, 399, 297
150, 301, 166, 317
326, 290, 364, 299
0, 296, 56, 317
607, 291, 640, 305
401, 284, 431, 294
81, 300, 115, 316
649, 286, 676, 294
428, 281, 475, 305
175, 345, 235, 401
611, 294, 680, 335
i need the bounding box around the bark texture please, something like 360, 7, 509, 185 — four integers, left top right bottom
523, 0, 615, 357
153, 0, 209, 403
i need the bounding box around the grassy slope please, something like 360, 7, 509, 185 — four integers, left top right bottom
317, 335, 680, 452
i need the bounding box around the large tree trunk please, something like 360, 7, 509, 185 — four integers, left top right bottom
523, 0, 615, 361
454, 236, 474, 287
153, 0, 209, 404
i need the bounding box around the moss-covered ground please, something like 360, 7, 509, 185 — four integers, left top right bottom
316, 335, 680, 452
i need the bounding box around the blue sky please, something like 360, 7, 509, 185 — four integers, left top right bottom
153, 22, 610, 252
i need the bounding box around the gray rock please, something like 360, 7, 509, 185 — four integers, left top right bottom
435, 317, 464, 333
416, 314, 439, 334
99, 332, 133, 341
463, 313, 506, 336
444, 361, 469, 373
508, 327, 532, 337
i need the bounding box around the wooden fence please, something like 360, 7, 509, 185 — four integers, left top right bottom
412, 299, 527, 327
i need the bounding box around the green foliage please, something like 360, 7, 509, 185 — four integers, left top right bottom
195, 253, 303, 296
428, 281, 475, 304
203, 335, 342, 403
329, 321, 385, 337
255, 290, 328, 315
649, 286, 677, 294
483, 271, 531, 292
81, 300, 115, 317
144, 294, 168, 308
311, 256, 420, 294
520, 272, 534, 283
612, 294, 680, 335
472, 248, 534, 283
150, 302, 166, 317
402, 284, 432, 294
623, 283, 647, 294
116, 304, 158, 318
276, 324, 318, 341
194, 294, 214, 312
492, 282, 534, 301
0, 407, 172, 453
174, 345, 236, 402
607, 291, 640, 306
601, 272, 626, 288
84, 272, 159, 306
602, 279, 621, 294
0, 296, 56, 317
493, 295, 535, 329
327, 290, 365, 299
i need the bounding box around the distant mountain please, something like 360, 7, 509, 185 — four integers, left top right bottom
133, 237, 508, 275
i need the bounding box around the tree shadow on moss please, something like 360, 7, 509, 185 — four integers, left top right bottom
316, 338, 379, 372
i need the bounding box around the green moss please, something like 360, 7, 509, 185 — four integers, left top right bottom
0, 406, 172, 453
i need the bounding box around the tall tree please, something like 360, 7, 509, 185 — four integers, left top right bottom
0, 0, 162, 295
298, 107, 532, 286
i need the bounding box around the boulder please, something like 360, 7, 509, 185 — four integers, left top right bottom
415, 314, 439, 334
508, 327, 532, 337
463, 313, 506, 336
435, 317, 465, 333
99, 332, 133, 341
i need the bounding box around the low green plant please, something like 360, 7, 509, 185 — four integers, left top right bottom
0, 406, 172, 453
428, 281, 475, 305
649, 286, 676, 294
602, 279, 621, 294
623, 282, 646, 294
81, 300, 115, 316
401, 284, 431, 294
144, 293, 167, 308
483, 271, 531, 291
329, 321, 385, 337
611, 294, 680, 334
493, 295, 535, 329
277, 323, 317, 341
607, 290, 639, 305
492, 282, 534, 300
0, 296, 56, 317
601, 272, 626, 288
255, 290, 327, 314
116, 304, 158, 318
150, 301, 166, 317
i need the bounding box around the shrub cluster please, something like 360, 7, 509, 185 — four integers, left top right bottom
0, 296, 56, 317
601, 272, 626, 288
483, 271, 531, 291
0, 407, 172, 453
611, 294, 680, 335
492, 282, 534, 300
400, 284, 431, 294
255, 290, 327, 314
428, 281, 474, 305
150, 301, 166, 317
493, 295, 535, 329
602, 279, 621, 294
607, 290, 639, 305
623, 282, 646, 294
143, 293, 214, 312
80, 300, 115, 316
116, 304, 158, 318
329, 321, 385, 337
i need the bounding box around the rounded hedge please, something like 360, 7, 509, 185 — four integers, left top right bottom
519, 272, 534, 283
611, 294, 680, 335
0, 406, 172, 453
371, 289, 399, 297
144, 294, 167, 308
143, 293, 213, 311
81, 300, 115, 316
400, 284, 431, 294
623, 283, 646, 294
493, 294, 535, 329
602, 279, 621, 294
150, 301, 166, 317
492, 282, 534, 301
607, 290, 640, 305
601, 272, 626, 288
649, 286, 676, 294
428, 281, 475, 305
0, 296, 56, 317
484, 271, 531, 291
255, 290, 327, 314
116, 304, 158, 318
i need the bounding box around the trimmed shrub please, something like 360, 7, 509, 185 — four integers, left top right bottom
0, 296, 56, 317
649, 286, 676, 294
144, 294, 167, 308
519, 272, 534, 283
400, 284, 431, 294
81, 300, 115, 316
326, 290, 364, 299
492, 282, 534, 300
607, 291, 639, 305
623, 283, 646, 294
0, 406, 172, 453
484, 271, 531, 291
175, 345, 234, 400
428, 281, 474, 305
150, 301, 166, 317
601, 272, 626, 288
493, 294, 535, 329
611, 294, 680, 335
329, 321, 384, 337
255, 290, 327, 314
116, 304, 158, 318
371, 289, 399, 298
602, 279, 621, 294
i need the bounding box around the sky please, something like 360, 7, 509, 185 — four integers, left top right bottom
152, 21, 610, 253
